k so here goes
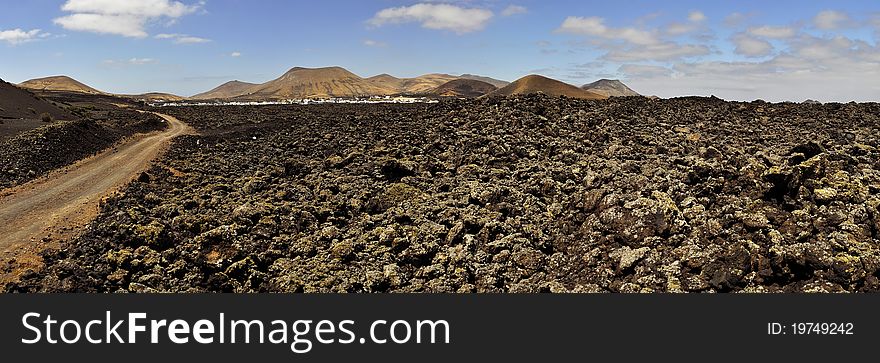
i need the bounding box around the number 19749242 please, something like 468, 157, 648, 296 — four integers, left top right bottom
768, 322, 854, 335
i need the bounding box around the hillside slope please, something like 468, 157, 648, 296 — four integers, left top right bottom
459, 74, 510, 88
19, 76, 105, 95
0, 79, 72, 120
582, 79, 641, 97
430, 79, 497, 97
192, 80, 259, 100
245, 67, 394, 99
487, 75, 607, 100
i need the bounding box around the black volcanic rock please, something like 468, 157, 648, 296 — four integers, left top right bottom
10, 96, 880, 293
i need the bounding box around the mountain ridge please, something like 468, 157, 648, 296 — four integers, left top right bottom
20, 69, 624, 101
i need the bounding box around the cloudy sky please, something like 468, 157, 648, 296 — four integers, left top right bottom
1, 0, 879, 101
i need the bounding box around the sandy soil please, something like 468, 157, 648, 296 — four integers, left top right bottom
0, 112, 190, 284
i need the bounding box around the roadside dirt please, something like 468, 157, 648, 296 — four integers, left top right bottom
0, 112, 191, 285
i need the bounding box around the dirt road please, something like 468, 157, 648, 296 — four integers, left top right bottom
0, 112, 190, 254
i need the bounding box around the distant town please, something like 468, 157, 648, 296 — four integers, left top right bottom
151, 95, 441, 107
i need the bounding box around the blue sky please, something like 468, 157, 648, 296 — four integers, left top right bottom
1, 0, 879, 101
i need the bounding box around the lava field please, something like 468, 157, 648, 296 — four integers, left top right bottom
8, 95, 880, 293
0, 110, 167, 190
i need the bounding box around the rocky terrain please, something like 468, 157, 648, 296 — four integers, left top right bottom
0, 109, 167, 189
8, 95, 880, 293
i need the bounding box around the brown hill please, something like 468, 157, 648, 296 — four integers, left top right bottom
365, 74, 405, 93
581, 79, 641, 97
430, 79, 497, 98
125, 93, 186, 102
244, 66, 394, 99
192, 80, 259, 100
193, 69, 513, 99
19, 76, 105, 95
459, 74, 510, 88
487, 75, 607, 100
0, 78, 72, 120
364, 73, 459, 94
399, 74, 459, 94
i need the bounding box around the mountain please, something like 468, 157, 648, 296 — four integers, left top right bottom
191, 80, 259, 100
459, 74, 510, 88
243, 66, 394, 99
430, 79, 497, 98
399, 74, 459, 94
581, 79, 641, 97
1, 78, 72, 120
364, 73, 459, 94
127, 93, 186, 102
365, 74, 405, 93
486, 75, 607, 100
192, 68, 515, 99
19, 75, 105, 95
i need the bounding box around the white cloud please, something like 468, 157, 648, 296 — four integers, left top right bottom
0, 28, 46, 45
54, 0, 202, 38
724, 13, 744, 27
368, 4, 493, 34
618, 64, 672, 78
558, 16, 659, 45
128, 57, 156, 64
664, 11, 709, 36
230, 51, 241, 57
604, 43, 711, 61
665, 23, 695, 35
555, 11, 880, 102
557, 14, 710, 62
55, 13, 147, 37
501, 5, 528, 17
790, 35, 871, 61
155, 33, 210, 44
626, 33, 880, 102
748, 25, 797, 39
175, 36, 210, 44
363, 39, 387, 47
813, 10, 851, 30
688, 11, 707, 23
61, 0, 200, 18
731, 33, 774, 57
102, 57, 157, 66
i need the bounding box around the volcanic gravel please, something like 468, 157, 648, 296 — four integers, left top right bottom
9, 95, 880, 293
0, 110, 167, 190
